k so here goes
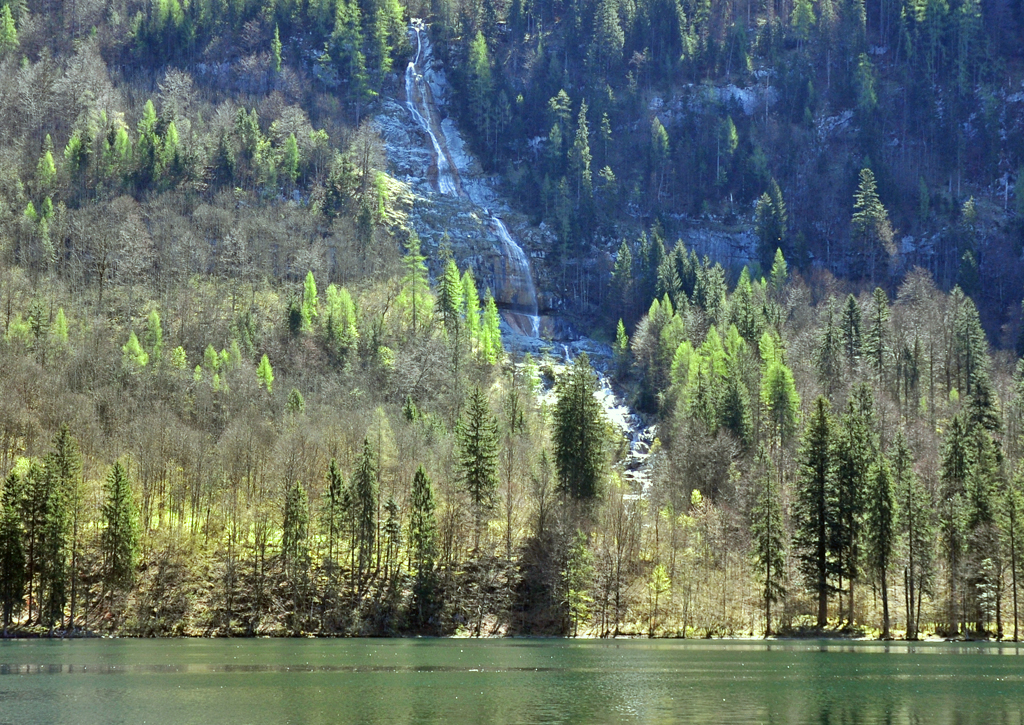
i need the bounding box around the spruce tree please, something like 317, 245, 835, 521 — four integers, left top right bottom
866, 457, 896, 639
101, 462, 139, 598
351, 439, 378, 583
458, 386, 499, 548
553, 353, 607, 501
751, 448, 786, 635
840, 293, 863, 365
893, 429, 932, 640
794, 396, 836, 629
0, 472, 26, 633
323, 459, 345, 579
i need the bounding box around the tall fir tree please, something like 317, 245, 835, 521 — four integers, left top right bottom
794, 396, 836, 628
553, 353, 607, 501
458, 386, 499, 548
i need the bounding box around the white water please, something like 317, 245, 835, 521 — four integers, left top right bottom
492, 217, 540, 337
405, 20, 458, 196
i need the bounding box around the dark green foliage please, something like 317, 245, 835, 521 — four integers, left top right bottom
553, 354, 606, 501
352, 439, 378, 583
866, 457, 896, 638
458, 387, 499, 545
0, 473, 26, 631
751, 448, 786, 635
101, 462, 139, 595
794, 397, 836, 628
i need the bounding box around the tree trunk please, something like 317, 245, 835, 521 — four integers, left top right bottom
880, 565, 890, 639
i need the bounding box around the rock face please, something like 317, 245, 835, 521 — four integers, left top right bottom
378, 22, 557, 337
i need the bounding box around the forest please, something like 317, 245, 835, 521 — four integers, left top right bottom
2, 0, 1024, 640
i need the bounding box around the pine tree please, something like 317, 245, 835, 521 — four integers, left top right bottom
893, 428, 932, 640
794, 396, 836, 628
553, 353, 607, 501
101, 461, 139, 597
458, 387, 499, 548
755, 180, 788, 272
437, 259, 464, 337
0, 472, 26, 633
409, 465, 437, 576
568, 100, 593, 203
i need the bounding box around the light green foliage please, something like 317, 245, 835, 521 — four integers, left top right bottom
398, 235, 431, 336
563, 529, 594, 636
0, 4, 17, 56
281, 133, 299, 186
170, 346, 187, 369
36, 149, 57, 191
461, 268, 481, 347
762, 357, 800, 446
122, 331, 149, 369
301, 271, 318, 332
323, 284, 358, 356
257, 354, 274, 393
51, 308, 68, 344
479, 291, 502, 364
271, 24, 282, 73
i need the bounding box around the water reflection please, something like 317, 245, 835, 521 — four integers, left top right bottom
0, 639, 1021, 725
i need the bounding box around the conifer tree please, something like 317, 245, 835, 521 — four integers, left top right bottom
301, 271, 318, 332
794, 396, 836, 628
816, 300, 843, 399
940, 414, 971, 636
462, 269, 480, 347
864, 288, 890, 386
0, 4, 17, 57
480, 292, 503, 364
458, 387, 499, 548
866, 456, 896, 638
323, 459, 345, 573
0, 472, 26, 633
400, 234, 431, 336
553, 353, 606, 501
257, 354, 274, 393
101, 461, 139, 598
323, 285, 358, 358
893, 429, 932, 640
851, 168, 894, 278
282, 480, 309, 570
840, 293, 862, 365
751, 447, 786, 635
144, 309, 163, 363
352, 438, 378, 583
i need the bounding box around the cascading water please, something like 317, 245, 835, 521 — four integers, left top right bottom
393, 20, 654, 495
492, 217, 540, 338
405, 20, 459, 197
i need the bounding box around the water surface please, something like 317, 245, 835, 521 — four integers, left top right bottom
1, 638, 1021, 724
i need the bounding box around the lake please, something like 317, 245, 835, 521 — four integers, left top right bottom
1, 638, 1021, 724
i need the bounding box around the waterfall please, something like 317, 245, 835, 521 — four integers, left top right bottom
404, 20, 458, 197
492, 217, 540, 338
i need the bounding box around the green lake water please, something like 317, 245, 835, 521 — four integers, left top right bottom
1, 638, 1022, 724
